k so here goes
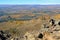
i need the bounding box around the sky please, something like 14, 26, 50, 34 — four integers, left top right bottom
0, 0, 60, 5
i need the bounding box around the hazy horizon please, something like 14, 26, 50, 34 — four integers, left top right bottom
0, 0, 60, 5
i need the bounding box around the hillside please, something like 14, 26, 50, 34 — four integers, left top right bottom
0, 5, 60, 40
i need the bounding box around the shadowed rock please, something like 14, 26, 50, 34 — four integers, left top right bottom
58, 21, 60, 26
0, 30, 11, 40
38, 33, 43, 39
49, 19, 55, 26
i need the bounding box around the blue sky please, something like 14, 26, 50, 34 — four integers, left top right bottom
0, 0, 60, 5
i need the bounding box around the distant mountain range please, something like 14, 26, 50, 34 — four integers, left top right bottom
0, 5, 60, 16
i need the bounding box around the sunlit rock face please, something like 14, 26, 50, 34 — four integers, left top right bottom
24, 32, 35, 40
23, 31, 57, 40
42, 31, 56, 40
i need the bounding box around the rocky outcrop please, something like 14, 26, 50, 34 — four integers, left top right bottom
0, 30, 11, 40
24, 32, 35, 40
